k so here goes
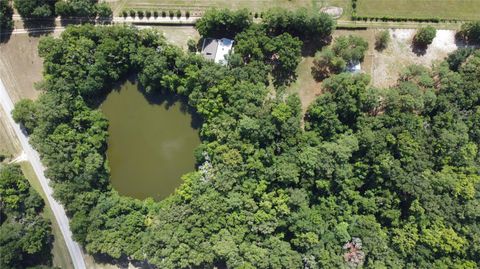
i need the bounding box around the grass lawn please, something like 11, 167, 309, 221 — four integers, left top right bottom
356, 0, 480, 20
113, 0, 351, 16
19, 162, 74, 269
112, 0, 310, 14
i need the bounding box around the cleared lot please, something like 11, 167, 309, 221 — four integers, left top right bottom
357, 0, 480, 20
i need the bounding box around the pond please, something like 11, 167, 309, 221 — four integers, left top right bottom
101, 81, 201, 200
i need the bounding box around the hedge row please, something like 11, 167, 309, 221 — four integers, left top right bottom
122, 9, 191, 19
351, 14, 446, 23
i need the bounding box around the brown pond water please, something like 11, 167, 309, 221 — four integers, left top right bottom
101, 81, 200, 200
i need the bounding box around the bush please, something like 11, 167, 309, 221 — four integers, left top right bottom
187, 39, 197, 52
169, 10, 174, 18
153, 10, 158, 17
332, 35, 369, 63
176, 10, 181, 18
122, 10, 128, 18
460, 21, 480, 44
414, 26, 436, 47
95, 3, 112, 18
312, 48, 347, 80
137, 10, 144, 18
375, 30, 390, 51
446, 48, 475, 71
161, 10, 166, 17
129, 9, 136, 18
145, 10, 151, 18
185, 10, 190, 18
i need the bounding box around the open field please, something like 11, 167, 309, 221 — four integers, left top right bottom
372, 29, 459, 88
110, 0, 310, 14
110, 0, 354, 17
20, 162, 74, 269
0, 34, 44, 102
356, 0, 480, 21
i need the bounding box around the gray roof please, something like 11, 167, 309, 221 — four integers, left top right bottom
201, 38, 218, 61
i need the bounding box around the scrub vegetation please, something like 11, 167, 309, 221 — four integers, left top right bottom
10, 8, 480, 269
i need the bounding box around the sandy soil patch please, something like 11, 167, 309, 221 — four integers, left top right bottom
372, 29, 459, 88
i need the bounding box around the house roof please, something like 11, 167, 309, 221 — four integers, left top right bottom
201, 38, 234, 64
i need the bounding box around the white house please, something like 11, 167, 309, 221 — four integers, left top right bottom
201, 38, 234, 65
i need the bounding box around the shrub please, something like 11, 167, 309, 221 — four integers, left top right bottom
122, 10, 128, 18
187, 39, 197, 52
153, 10, 158, 17
145, 10, 151, 18
185, 10, 190, 18
95, 3, 112, 18
460, 21, 480, 44
129, 9, 135, 18
169, 10, 174, 18
446, 48, 475, 71
312, 48, 346, 80
414, 26, 436, 47
332, 35, 369, 63
137, 10, 144, 18
375, 30, 390, 51
176, 10, 181, 18
161, 10, 166, 17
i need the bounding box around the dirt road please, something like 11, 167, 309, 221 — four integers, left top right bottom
0, 79, 87, 269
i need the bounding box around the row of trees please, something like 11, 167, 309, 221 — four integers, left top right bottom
10, 11, 480, 269
13, 0, 111, 19
0, 164, 53, 269
196, 8, 335, 42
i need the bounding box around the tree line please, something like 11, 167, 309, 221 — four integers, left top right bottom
10, 9, 480, 268
12, 0, 111, 19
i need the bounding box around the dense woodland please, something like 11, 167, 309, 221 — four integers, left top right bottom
10, 8, 480, 268
0, 164, 53, 269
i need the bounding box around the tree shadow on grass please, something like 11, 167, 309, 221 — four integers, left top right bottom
0, 30, 12, 43
90, 253, 156, 269
411, 42, 428, 56
301, 36, 332, 57
23, 17, 56, 37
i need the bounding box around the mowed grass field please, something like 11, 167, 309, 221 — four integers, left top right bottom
112, 0, 310, 14
356, 0, 480, 20
110, 0, 352, 16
